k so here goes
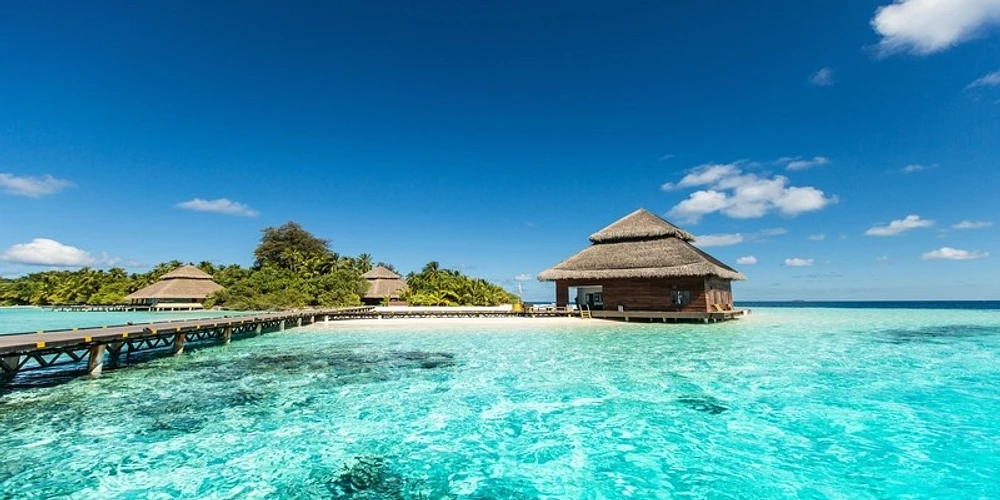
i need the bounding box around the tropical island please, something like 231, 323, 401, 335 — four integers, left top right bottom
0, 222, 518, 309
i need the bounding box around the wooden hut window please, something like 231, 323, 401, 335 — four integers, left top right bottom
672, 290, 691, 306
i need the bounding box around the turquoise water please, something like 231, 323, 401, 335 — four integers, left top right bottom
0, 307, 256, 335
2, 307, 1000, 498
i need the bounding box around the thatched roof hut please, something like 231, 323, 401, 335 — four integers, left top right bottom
538, 208, 745, 313
539, 209, 745, 282
123, 265, 223, 309
362, 266, 408, 305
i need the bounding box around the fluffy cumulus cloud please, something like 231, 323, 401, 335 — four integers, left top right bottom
1, 238, 99, 266
663, 162, 837, 223
865, 215, 934, 236
176, 198, 259, 217
736, 256, 758, 265
694, 233, 744, 248
922, 247, 989, 260
871, 0, 1000, 56
952, 220, 992, 230
0, 173, 73, 198
967, 71, 1000, 89
784, 258, 814, 267
809, 68, 835, 86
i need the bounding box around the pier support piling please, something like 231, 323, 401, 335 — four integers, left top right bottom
255, 324, 263, 336
222, 326, 232, 345
297, 317, 303, 328
1, 355, 20, 381
172, 333, 186, 356
279, 320, 285, 332
87, 345, 107, 377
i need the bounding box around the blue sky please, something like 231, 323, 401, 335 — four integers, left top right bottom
1, 1, 999, 301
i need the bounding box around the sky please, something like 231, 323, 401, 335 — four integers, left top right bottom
1, 0, 999, 301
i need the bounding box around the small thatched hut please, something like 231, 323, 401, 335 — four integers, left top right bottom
123, 265, 223, 310
538, 208, 745, 312
362, 266, 408, 305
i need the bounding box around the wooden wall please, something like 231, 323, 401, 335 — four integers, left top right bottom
556, 277, 728, 312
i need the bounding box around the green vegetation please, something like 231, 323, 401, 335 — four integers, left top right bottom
0, 223, 519, 309
402, 261, 519, 306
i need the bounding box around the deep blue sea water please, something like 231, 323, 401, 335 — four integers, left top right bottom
1, 306, 999, 498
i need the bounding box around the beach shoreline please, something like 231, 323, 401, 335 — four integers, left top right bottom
302, 315, 592, 329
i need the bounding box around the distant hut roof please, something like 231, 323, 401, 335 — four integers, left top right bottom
123, 265, 223, 301
159, 265, 215, 280
362, 266, 402, 280
362, 266, 408, 299
538, 208, 746, 282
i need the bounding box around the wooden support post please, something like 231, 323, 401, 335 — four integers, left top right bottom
279, 320, 285, 331
297, 317, 303, 328
87, 344, 106, 377
324, 315, 330, 323
555, 281, 569, 308
172, 333, 186, 356
108, 342, 124, 366
1, 354, 21, 381
255, 324, 263, 335
222, 326, 232, 345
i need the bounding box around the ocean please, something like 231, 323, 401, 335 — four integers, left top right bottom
1, 304, 999, 498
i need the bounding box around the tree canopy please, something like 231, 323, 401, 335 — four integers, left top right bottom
0, 223, 519, 310
253, 221, 331, 269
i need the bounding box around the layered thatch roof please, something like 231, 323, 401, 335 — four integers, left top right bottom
538, 209, 746, 281
362, 266, 408, 299
123, 265, 223, 301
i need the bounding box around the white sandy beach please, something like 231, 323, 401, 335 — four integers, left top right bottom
303, 316, 591, 329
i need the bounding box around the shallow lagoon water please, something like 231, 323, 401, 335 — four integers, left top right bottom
2, 307, 999, 498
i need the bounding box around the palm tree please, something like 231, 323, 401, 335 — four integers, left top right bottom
358, 253, 374, 273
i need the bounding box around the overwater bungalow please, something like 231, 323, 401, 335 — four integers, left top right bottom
538, 208, 747, 321
362, 266, 408, 306
123, 265, 223, 310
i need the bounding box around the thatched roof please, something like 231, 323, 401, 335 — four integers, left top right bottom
159, 265, 214, 280
362, 266, 402, 280
539, 208, 746, 281
123, 265, 223, 301
362, 266, 408, 299
590, 208, 696, 243
123, 278, 223, 300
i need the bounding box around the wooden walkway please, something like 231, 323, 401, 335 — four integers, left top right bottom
0, 306, 748, 384
0, 307, 374, 381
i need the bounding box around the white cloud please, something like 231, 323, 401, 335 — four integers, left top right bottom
900, 164, 929, 174
865, 215, 934, 236
922, 247, 989, 260
784, 156, 831, 171
0, 173, 73, 198
784, 258, 815, 267
514, 273, 533, 282
967, 70, 1000, 89
759, 227, 788, 236
694, 233, 744, 247
176, 198, 259, 217
809, 68, 835, 86
952, 220, 992, 230
1, 238, 99, 266
658, 154, 675, 161
808, 233, 827, 241
736, 256, 758, 265
871, 0, 1000, 56
664, 162, 837, 223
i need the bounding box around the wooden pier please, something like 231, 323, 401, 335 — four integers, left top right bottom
0, 307, 374, 382
45, 305, 153, 312
0, 305, 748, 385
